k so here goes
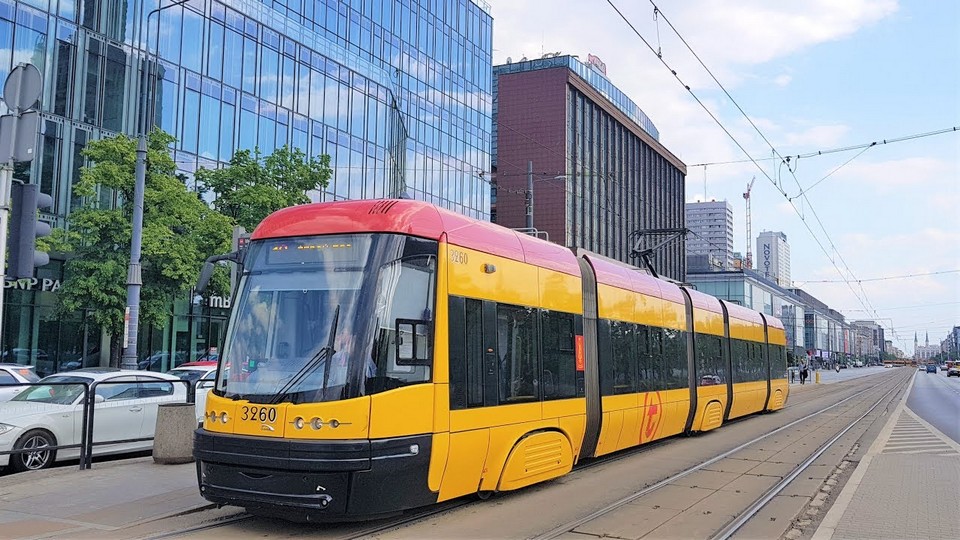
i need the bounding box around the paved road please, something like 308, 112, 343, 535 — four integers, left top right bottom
791, 365, 888, 385
907, 368, 960, 444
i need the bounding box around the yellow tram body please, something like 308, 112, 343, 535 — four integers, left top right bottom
194, 200, 789, 520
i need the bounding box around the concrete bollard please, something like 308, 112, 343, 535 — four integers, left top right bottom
153, 403, 196, 464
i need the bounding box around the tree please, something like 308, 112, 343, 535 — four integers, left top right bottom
49, 129, 233, 364
196, 145, 332, 232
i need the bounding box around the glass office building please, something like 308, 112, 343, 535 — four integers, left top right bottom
0, 0, 493, 375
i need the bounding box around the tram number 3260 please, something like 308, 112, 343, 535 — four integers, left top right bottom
240, 405, 278, 423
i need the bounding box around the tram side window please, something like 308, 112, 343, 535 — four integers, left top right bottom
743, 342, 764, 382
541, 310, 577, 400
609, 320, 638, 394
447, 297, 485, 410
696, 334, 725, 385
731, 339, 748, 383
771, 344, 787, 378
639, 326, 661, 391
497, 305, 539, 403
662, 328, 688, 389
465, 299, 485, 406
756, 342, 767, 381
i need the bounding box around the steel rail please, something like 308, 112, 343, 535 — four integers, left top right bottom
710, 373, 909, 540
531, 373, 908, 540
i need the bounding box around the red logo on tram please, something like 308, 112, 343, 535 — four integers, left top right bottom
574, 335, 585, 372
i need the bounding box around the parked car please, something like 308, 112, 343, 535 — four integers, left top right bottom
166, 361, 218, 424
138, 352, 187, 372
925, 364, 938, 373
0, 364, 41, 402
0, 368, 185, 473
1, 349, 53, 376
948, 365, 960, 377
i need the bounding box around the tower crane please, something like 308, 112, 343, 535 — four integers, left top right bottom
743, 177, 755, 269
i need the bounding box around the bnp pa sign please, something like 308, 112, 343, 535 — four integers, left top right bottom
4, 277, 61, 292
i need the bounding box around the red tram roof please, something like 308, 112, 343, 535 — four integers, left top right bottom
722, 300, 765, 325
684, 287, 724, 315
766, 315, 785, 330
581, 252, 685, 304
252, 199, 580, 276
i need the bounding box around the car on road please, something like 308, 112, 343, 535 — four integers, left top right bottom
0, 364, 41, 402
0, 368, 186, 473
166, 361, 218, 424
948, 365, 960, 377
925, 364, 937, 373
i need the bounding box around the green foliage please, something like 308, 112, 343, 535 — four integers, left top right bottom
196, 145, 332, 231
55, 129, 233, 342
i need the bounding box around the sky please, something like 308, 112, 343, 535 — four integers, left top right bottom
485, 0, 959, 355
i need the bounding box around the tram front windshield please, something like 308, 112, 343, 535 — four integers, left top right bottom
215, 233, 437, 404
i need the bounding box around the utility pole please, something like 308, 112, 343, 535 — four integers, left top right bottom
121, 0, 189, 370
0, 63, 43, 345
525, 161, 533, 229
743, 177, 755, 269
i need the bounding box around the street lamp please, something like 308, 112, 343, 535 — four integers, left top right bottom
120, 0, 189, 370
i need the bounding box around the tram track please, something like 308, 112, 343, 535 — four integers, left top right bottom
136, 371, 910, 540
529, 371, 912, 540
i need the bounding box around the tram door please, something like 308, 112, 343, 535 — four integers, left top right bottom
439, 298, 494, 500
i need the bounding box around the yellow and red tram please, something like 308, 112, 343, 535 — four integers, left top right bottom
194, 199, 788, 520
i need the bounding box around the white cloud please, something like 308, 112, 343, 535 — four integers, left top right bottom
774, 74, 793, 87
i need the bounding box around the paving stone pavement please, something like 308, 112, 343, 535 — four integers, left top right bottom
814, 406, 960, 540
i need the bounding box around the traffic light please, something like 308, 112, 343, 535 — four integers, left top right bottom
8, 182, 52, 279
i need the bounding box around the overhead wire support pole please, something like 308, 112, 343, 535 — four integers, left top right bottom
526, 161, 533, 229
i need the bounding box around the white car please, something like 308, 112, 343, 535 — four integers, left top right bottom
166, 361, 218, 423
0, 368, 186, 473
0, 364, 41, 402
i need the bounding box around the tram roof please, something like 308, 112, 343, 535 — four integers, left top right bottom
684, 287, 724, 315
580, 251, 686, 305
252, 199, 581, 276
721, 300, 765, 325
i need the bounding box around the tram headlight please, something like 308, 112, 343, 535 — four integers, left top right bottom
311, 417, 323, 430
207, 411, 218, 423
219, 412, 229, 423
293, 416, 305, 430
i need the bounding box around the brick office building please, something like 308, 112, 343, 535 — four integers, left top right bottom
492, 55, 687, 281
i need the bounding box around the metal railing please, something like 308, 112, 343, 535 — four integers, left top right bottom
1, 378, 195, 472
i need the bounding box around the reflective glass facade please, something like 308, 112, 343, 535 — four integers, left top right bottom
0, 0, 493, 373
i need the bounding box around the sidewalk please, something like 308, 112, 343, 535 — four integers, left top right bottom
0, 457, 209, 539
812, 374, 960, 540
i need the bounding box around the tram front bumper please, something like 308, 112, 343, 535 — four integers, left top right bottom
194, 429, 434, 519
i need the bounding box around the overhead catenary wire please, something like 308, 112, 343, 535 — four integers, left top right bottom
797, 269, 960, 284
687, 126, 960, 168
606, 0, 910, 346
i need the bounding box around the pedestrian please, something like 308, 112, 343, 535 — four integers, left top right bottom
800, 365, 808, 385
790, 369, 795, 384
836, 363, 840, 373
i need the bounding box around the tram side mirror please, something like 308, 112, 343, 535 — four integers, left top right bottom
396, 319, 431, 366
196, 250, 243, 294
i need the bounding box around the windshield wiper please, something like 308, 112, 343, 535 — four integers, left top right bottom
270, 305, 340, 405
